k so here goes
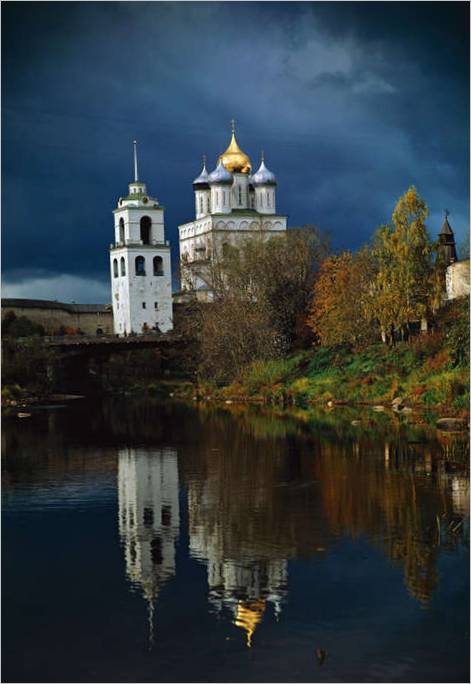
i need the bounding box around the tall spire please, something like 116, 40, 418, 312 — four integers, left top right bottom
133, 140, 139, 182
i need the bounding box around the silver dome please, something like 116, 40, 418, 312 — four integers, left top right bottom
208, 160, 233, 185
251, 159, 276, 186
193, 160, 210, 190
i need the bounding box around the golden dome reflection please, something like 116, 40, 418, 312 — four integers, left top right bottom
218, 121, 252, 174
234, 599, 266, 648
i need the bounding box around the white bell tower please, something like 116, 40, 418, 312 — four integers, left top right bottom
110, 141, 173, 335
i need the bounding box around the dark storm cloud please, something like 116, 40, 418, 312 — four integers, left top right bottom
2, 1, 469, 301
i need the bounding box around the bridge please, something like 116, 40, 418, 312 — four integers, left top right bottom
40, 332, 188, 394
44, 332, 184, 354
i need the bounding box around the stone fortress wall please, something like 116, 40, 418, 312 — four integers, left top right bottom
1, 299, 113, 335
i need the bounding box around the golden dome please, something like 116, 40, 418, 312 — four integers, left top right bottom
218, 123, 251, 174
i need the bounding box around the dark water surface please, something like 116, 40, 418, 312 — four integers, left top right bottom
2, 399, 469, 683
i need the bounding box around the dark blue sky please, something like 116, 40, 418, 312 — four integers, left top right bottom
2, 2, 469, 302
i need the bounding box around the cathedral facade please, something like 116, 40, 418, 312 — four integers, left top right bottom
178, 123, 288, 299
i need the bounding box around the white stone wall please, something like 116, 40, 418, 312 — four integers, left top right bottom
255, 186, 276, 214
446, 260, 470, 300
110, 246, 173, 334
113, 206, 165, 245
195, 189, 211, 219
179, 214, 287, 292
210, 185, 231, 214
231, 173, 250, 209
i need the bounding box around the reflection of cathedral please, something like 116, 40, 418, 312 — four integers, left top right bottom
188, 486, 287, 647
118, 448, 180, 643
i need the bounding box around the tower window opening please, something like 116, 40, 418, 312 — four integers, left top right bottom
207, 196, 210, 213
153, 256, 164, 276
142, 302, 146, 309
199, 196, 203, 214
120, 257, 126, 276
267, 192, 271, 207
143, 507, 154, 527
140, 216, 151, 245
161, 506, 172, 526
154, 302, 158, 309
113, 259, 118, 277
119, 217, 125, 243
151, 536, 163, 565
238, 185, 242, 206
135, 255, 145, 276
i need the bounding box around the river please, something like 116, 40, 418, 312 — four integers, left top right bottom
2, 398, 469, 682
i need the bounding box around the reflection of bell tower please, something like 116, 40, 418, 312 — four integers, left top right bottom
118, 447, 180, 646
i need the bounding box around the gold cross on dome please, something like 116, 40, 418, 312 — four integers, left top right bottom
231, 118, 236, 134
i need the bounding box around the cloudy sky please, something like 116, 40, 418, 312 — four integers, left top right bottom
2, 1, 469, 302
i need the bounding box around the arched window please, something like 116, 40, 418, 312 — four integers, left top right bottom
267, 192, 271, 207
238, 186, 242, 206
113, 258, 118, 277
207, 196, 210, 213
140, 216, 151, 245
153, 256, 163, 276
135, 256, 145, 276
120, 257, 126, 276
119, 218, 125, 243
199, 196, 203, 214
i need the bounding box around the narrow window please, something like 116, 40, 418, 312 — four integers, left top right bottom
119, 218, 125, 243
267, 192, 270, 207
120, 257, 126, 276
199, 196, 203, 214
135, 255, 145, 276
207, 196, 210, 213
151, 537, 163, 565
153, 256, 163, 276
143, 507, 153, 527
161, 506, 171, 526
113, 259, 118, 277
142, 302, 146, 309
238, 185, 242, 206
154, 302, 158, 309
140, 216, 151, 245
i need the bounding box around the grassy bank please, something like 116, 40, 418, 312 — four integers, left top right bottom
195, 298, 470, 415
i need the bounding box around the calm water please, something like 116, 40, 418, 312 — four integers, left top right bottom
2, 399, 469, 683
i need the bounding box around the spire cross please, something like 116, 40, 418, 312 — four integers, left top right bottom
444, 208, 450, 219
231, 118, 236, 134
261, 149, 265, 163
133, 140, 139, 182
202, 154, 207, 168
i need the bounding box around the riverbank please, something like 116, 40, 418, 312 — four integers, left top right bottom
177, 335, 470, 418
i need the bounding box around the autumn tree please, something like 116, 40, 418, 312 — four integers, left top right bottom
199, 227, 328, 381
370, 186, 436, 342
307, 247, 377, 347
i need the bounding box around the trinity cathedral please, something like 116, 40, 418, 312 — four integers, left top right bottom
178, 121, 288, 299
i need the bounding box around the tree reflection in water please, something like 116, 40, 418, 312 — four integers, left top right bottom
3, 398, 468, 651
